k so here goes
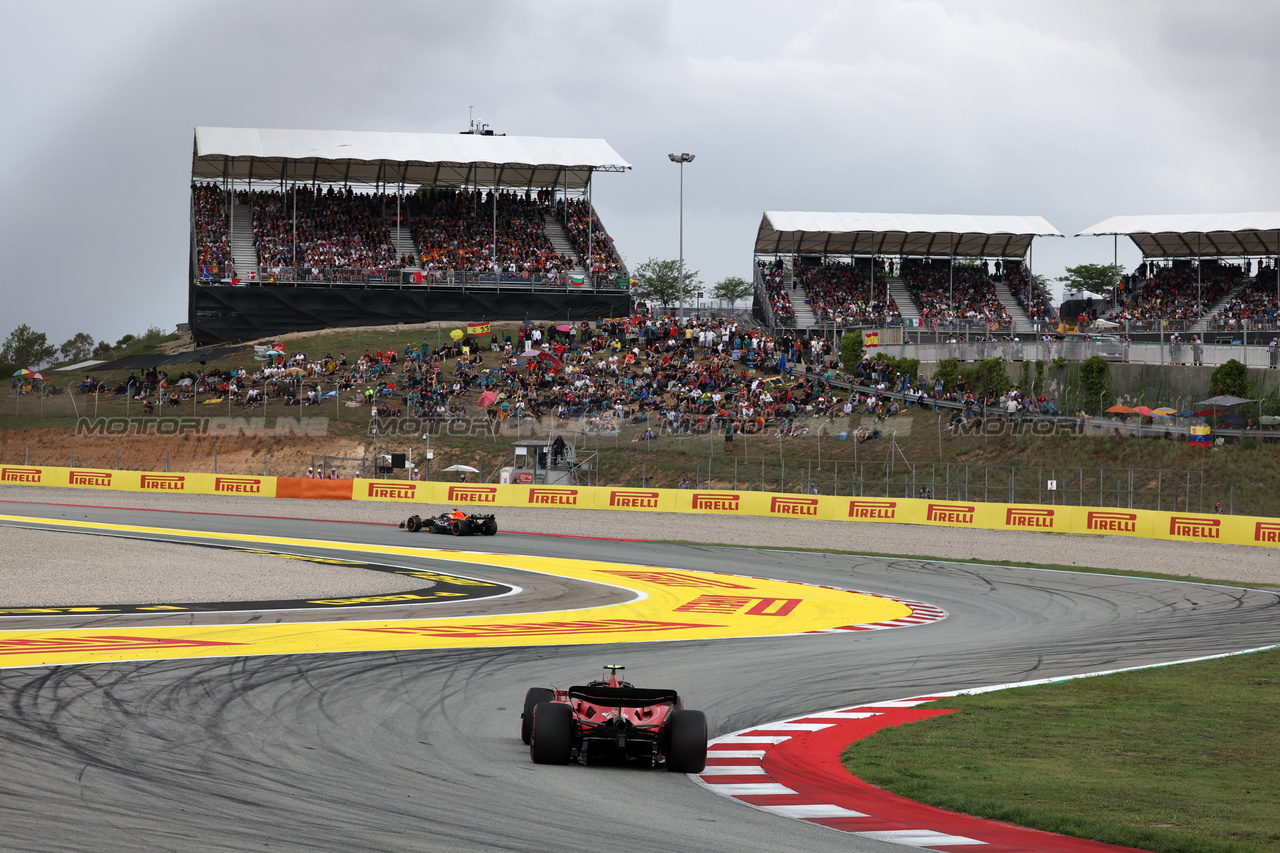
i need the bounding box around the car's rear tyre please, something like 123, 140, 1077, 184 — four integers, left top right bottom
530, 702, 573, 765
405, 515, 421, 532
450, 520, 464, 535
482, 519, 497, 536
666, 709, 707, 773
521, 687, 554, 744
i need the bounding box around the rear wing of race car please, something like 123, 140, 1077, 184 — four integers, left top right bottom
568, 686, 680, 707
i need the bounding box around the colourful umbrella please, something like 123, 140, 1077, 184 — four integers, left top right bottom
1132, 406, 1155, 417
1106, 405, 1134, 414
1153, 407, 1177, 416
478, 391, 498, 408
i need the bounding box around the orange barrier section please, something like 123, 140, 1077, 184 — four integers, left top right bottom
275, 477, 355, 500
2, 464, 1275, 549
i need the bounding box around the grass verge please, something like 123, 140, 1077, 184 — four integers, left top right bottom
842, 648, 1280, 853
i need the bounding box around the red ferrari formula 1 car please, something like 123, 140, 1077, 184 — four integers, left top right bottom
521, 665, 707, 772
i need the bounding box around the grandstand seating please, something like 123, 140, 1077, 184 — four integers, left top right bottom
192, 182, 232, 277
193, 183, 628, 287
901, 259, 1011, 327
757, 260, 795, 324
1114, 259, 1244, 326
795, 260, 899, 326
249, 186, 396, 275
1208, 261, 1279, 327
558, 198, 623, 280
408, 189, 569, 281
1002, 263, 1056, 326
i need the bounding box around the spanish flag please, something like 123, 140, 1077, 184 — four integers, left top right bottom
864, 331, 879, 347
467, 322, 491, 335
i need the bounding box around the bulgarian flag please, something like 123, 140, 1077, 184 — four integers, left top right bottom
569, 274, 587, 286
467, 321, 491, 335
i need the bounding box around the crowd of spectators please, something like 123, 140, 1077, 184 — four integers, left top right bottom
409, 189, 569, 280
194, 184, 624, 287
795, 259, 900, 326
1205, 261, 1280, 328
558, 198, 623, 280
192, 182, 232, 278
249, 186, 397, 273
757, 260, 795, 324
901, 259, 1011, 327
1113, 260, 1244, 325
1002, 262, 1056, 327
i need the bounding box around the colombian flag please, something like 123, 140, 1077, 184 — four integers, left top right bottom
467, 322, 491, 335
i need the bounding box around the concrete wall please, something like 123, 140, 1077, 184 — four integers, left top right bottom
917, 359, 1280, 411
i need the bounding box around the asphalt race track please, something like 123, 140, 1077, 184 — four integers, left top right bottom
1, 501, 1279, 853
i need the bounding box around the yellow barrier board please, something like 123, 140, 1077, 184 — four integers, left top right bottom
3, 465, 1274, 548
0, 515, 915, 669
0, 464, 278, 498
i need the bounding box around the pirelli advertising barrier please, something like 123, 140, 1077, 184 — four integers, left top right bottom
4, 464, 1276, 549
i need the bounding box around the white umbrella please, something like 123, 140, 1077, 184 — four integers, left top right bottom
442, 464, 480, 473
176, 377, 193, 386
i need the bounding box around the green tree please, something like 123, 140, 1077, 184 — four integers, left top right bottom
59, 332, 95, 362
712, 275, 753, 306
1079, 355, 1112, 413
839, 331, 864, 369
1058, 264, 1124, 297
632, 258, 700, 309
0, 325, 57, 372
1211, 359, 1253, 399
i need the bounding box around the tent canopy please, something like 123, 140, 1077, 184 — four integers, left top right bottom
1077, 213, 1280, 258
193, 127, 631, 190
754, 212, 1062, 258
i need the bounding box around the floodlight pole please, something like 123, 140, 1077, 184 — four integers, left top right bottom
669, 153, 695, 317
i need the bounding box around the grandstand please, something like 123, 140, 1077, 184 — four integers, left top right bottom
189, 127, 632, 344
1079, 213, 1280, 333
752, 212, 1061, 334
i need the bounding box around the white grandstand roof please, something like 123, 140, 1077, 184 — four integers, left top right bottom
755, 212, 1062, 258
192, 127, 630, 189
1077, 213, 1280, 258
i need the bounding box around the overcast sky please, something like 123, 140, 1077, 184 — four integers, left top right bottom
2, 0, 1279, 349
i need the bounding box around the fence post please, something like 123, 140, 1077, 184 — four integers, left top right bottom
116, 449, 119, 470
70, 449, 73, 466
25, 446, 28, 465
214, 452, 217, 474
1230, 484, 1234, 515
166, 450, 169, 472
1157, 470, 1161, 511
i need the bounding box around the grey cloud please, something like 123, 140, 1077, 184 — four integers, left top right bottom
1, 0, 1277, 345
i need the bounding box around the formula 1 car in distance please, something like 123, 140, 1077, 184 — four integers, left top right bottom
521, 665, 707, 772
400, 511, 497, 536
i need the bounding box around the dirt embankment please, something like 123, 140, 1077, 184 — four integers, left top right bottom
1, 428, 370, 477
